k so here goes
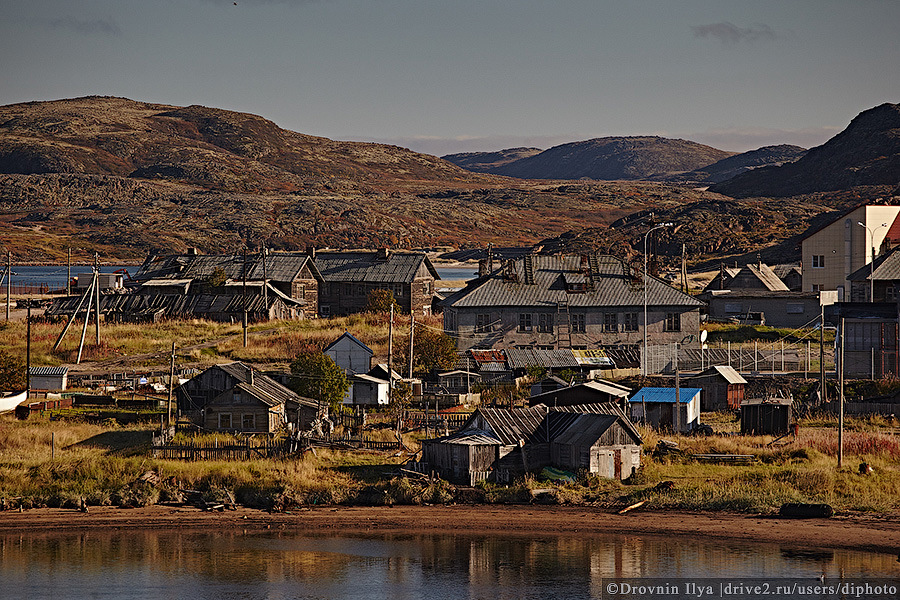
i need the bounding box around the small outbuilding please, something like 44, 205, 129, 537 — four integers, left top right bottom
740, 397, 793, 435
629, 387, 701, 433
28, 366, 69, 392
688, 365, 747, 411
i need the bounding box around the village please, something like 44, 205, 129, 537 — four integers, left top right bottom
2, 198, 900, 514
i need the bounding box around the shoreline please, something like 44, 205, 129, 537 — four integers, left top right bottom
1, 505, 899, 554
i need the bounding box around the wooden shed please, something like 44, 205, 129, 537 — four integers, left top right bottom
740, 397, 793, 435
421, 430, 504, 486
688, 365, 747, 411
549, 412, 642, 480
629, 387, 701, 433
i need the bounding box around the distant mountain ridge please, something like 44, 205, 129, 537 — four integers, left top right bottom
445, 136, 735, 181
711, 103, 900, 197
442, 147, 542, 173
668, 145, 807, 184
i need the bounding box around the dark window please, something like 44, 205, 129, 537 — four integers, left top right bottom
475, 313, 491, 333
603, 313, 617, 332
218, 413, 232, 429
518, 313, 533, 332
242, 414, 255, 430
664, 312, 681, 332
624, 312, 638, 332
538, 313, 554, 333
572, 313, 586, 333
812, 255, 825, 268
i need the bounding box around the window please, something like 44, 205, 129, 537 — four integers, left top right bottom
232, 391, 241, 404
603, 313, 617, 332
572, 313, 586, 333
357, 285, 364, 296
519, 313, 533, 331
242, 414, 255, 430
536, 345, 555, 350
538, 313, 554, 333
393, 283, 405, 297
624, 313, 638, 332
724, 303, 743, 314
664, 312, 681, 332
343, 283, 353, 296
218, 413, 232, 429
475, 313, 491, 333
812, 255, 825, 268
888, 285, 896, 301
812, 284, 822, 293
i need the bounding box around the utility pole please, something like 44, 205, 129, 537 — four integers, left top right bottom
838, 317, 845, 468
674, 343, 680, 433
262, 246, 268, 310
26, 300, 31, 395
76, 270, 97, 364
168, 342, 176, 426
408, 314, 415, 379
387, 304, 394, 404
242, 249, 248, 348
819, 301, 826, 405
66, 248, 71, 297
94, 253, 101, 345
6, 250, 10, 322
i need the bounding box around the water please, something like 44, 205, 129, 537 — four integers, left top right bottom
0, 530, 895, 600
1, 265, 137, 288
435, 266, 478, 281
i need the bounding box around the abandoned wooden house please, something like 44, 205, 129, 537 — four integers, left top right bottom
312, 249, 440, 316
421, 403, 641, 485
687, 365, 747, 411
740, 397, 794, 436
175, 362, 324, 434
442, 253, 703, 351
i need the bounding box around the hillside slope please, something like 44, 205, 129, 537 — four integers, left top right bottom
711, 103, 900, 198
668, 145, 807, 184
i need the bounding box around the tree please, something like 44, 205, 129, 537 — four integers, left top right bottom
394, 328, 457, 376
0, 350, 25, 391
288, 350, 349, 412
365, 289, 400, 314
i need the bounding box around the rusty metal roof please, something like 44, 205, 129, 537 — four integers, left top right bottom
505, 348, 580, 369
470, 406, 548, 445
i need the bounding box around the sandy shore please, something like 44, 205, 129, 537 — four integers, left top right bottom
1, 505, 899, 554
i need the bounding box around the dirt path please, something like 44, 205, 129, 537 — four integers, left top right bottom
2, 505, 899, 554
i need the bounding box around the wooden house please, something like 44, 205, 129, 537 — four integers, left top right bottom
421, 403, 641, 484
313, 249, 440, 316
325, 331, 374, 403
442, 253, 703, 351
527, 380, 631, 410
688, 365, 747, 411
175, 362, 323, 433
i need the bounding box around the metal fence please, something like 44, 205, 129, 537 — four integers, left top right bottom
643, 341, 835, 376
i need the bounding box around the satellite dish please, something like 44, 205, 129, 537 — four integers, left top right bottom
700, 329, 708, 343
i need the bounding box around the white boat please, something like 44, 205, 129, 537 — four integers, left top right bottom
0, 391, 27, 414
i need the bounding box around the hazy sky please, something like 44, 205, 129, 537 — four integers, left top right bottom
2, 0, 898, 155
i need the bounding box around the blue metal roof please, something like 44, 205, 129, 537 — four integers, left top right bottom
629, 387, 701, 404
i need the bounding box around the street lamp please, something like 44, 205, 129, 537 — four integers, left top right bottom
857, 221, 888, 302
643, 222, 674, 376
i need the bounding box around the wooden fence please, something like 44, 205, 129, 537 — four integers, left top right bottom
303, 434, 402, 451
150, 438, 297, 460
403, 412, 470, 432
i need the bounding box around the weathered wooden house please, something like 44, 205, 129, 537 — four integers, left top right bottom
313, 249, 440, 316
703, 262, 789, 293
740, 397, 793, 435
688, 365, 747, 411
175, 362, 323, 433
325, 331, 374, 403
527, 380, 632, 410
421, 403, 641, 484
442, 254, 703, 351
628, 387, 701, 433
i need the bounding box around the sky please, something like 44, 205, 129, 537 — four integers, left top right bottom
1, 0, 898, 156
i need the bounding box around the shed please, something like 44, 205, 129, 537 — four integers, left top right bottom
350, 373, 390, 406
528, 380, 631, 410
629, 387, 701, 433
28, 366, 68, 391
740, 397, 793, 435
688, 365, 747, 411
549, 412, 642, 480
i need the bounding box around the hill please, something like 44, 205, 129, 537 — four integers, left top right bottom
479, 136, 734, 181
667, 145, 807, 185
711, 103, 900, 198
442, 147, 542, 173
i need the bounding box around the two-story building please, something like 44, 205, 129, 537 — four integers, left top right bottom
441, 254, 704, 352
800, 200, 900, 299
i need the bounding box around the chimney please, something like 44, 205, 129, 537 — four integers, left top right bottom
187, 247, 198, 255
249, 367, 254, 387
580, 254, 590, 274
307, 246, 316, 259
377, 248, 390, 260
478, 259, 489, 278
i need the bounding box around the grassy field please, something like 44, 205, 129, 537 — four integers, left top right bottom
2, 411, 898, 514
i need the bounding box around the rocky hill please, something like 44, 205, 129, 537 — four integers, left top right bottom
711, 103, 900, 198
667, 145, 807, 185
442, 147, 542, 173
461, 136, 734, 181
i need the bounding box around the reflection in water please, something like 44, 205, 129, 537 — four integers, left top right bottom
0, 529, 896, 599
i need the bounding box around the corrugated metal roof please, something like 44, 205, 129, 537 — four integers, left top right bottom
313, 251, 439, 283
475, 406, 548, 445
744, 264, 790, 291
135, 252, 320, 283
432, 429, 502, 445
470, 349, 506, 363
552, 413, 619, 447
47, 291, 301, 319
505, 348, 580, 369
850, 249, 900, 281
547, 402, 642, 443
217, 362, 319, 409
629, 387, 701, 404
478, 362, 509, 373
442, 254, 703, 309
29, 366, 69, 376
692, 365, 747, 385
